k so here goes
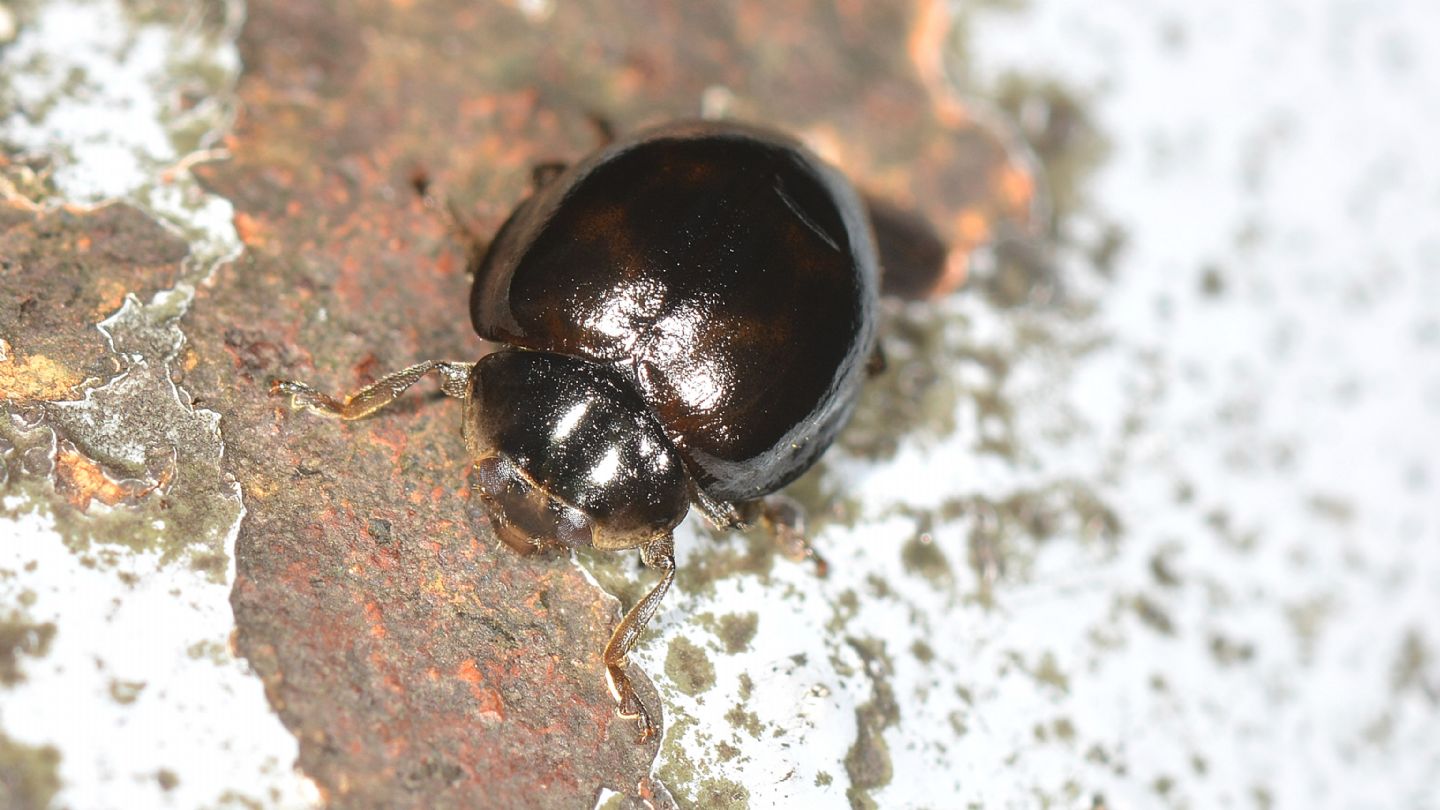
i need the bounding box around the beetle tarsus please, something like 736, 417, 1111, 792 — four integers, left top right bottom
270, 379, 345, 417
866, 342, 888, 377
759, 495, 829, 577
270, 360, 474, 421
603, 533, 675, 742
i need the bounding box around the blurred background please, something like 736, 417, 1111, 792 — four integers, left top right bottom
1, 0, 1437, 808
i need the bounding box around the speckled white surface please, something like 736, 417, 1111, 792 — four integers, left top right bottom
0, 511, 317, 809
1, 0, 232, 200
962, 2, 1440, 804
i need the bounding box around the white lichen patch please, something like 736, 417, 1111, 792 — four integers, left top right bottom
0, 511, 319, 809
0, 0, 240, 204
0, 0, 316, 806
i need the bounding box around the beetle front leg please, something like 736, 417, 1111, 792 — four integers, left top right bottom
603, 533, 675, 742
271, 360, 473, 420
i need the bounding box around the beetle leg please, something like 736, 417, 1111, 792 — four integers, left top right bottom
404, 162, 489, 268
693, 489, 828, 575
603, 533, 675, 742
444, 197, 490, 272
530, 161, 568, 190
756, 495, 828, 577
690, 487, 751, 531
585, 112, 616, 147
527, 112, 612, 191
271, 360, 473, 420
866, 341, 888, 377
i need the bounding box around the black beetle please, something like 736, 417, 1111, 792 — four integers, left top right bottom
273, 120, 893, 741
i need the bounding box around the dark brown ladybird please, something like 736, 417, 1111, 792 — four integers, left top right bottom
273, 120, 882, 742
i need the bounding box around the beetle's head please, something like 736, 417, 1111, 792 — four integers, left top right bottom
464, 349, 691, 553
